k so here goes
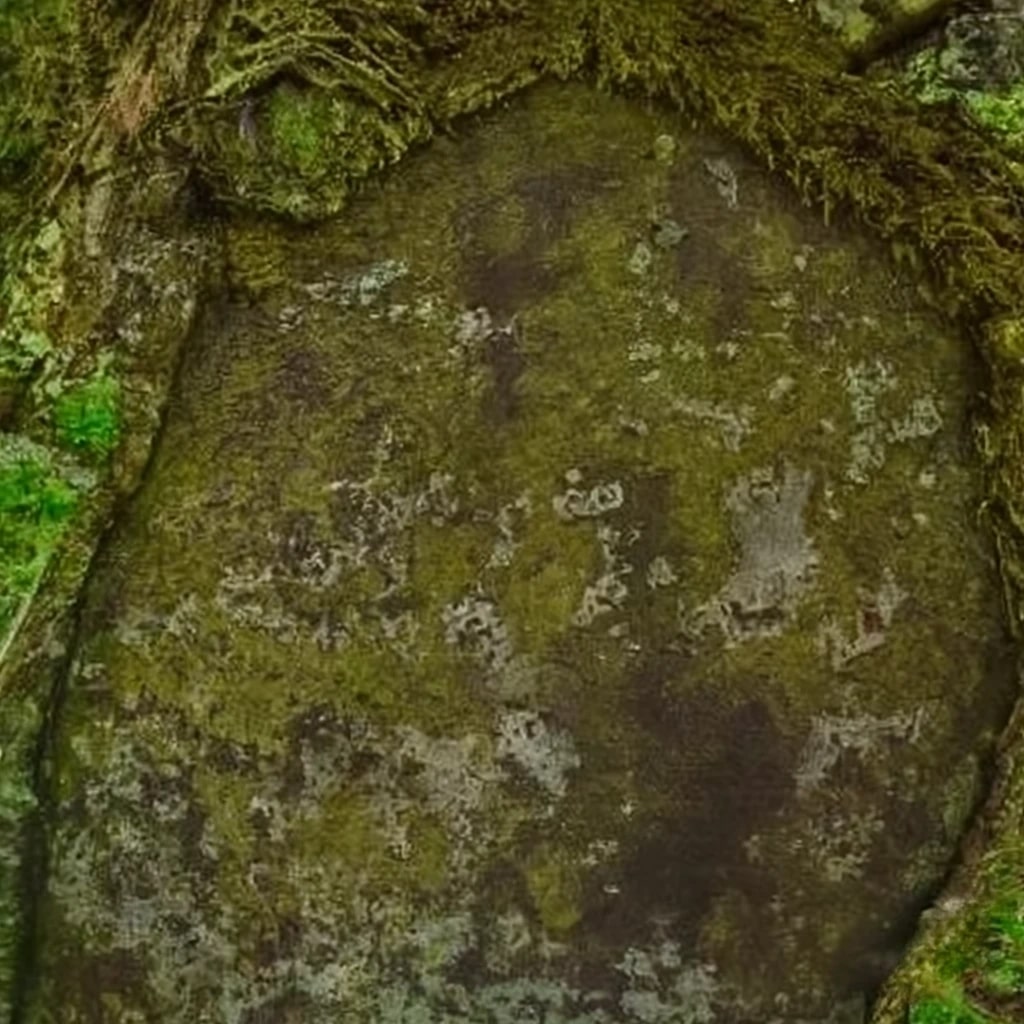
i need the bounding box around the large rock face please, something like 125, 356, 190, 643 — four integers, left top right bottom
26, 82, 1017, 1023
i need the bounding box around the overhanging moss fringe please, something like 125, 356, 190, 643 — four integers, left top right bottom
5, 0, 1024, 1020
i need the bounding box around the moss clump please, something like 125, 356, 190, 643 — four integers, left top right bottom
904, 843, 1024, 1024
0, 449, 77, 639
899, 50, 1024, 158
909, 995, 989, 1024
267, 83, 335, 176
526, 845, 583, 935
52, 374, 120, 460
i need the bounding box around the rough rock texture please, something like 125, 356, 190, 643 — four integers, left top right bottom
22, 83, 1018, 1023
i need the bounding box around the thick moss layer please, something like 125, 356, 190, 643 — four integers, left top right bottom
23, 82, 1017, 1023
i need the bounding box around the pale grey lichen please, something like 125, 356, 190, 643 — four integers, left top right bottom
888, 394, 943, 442
494, 710, 581, 799
795, 709, 925, 795
553, 480, 625, 520
617, 945, 720, 1024
301, 258, 409, 308
670, 396, 753, 452
573, 523, 632, 627
702, 157, 739, 209
442, 592, 514, 673
690, 464, 818, 642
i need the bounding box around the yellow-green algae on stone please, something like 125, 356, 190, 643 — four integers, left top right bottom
22, 82, 1018, 1023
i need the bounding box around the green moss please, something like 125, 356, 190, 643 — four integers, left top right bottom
526, 844, 582, 935
904, 844, 1024, 1023
267, 83, 334, 177
963, 86, 1024, 155
52, 374, 120, 459
909, 995, 989, 1024
0, 449, 77, 638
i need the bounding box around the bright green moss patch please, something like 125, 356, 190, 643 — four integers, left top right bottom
907, 847, 1024, 1024
976, 893, 1024, 996
0, 446, 77, 637
53, 374, 121, 459
267, 83, 334, 176
909, 994, 990, 1024
900, 51, 1024, 157
962, 86, 1024, 155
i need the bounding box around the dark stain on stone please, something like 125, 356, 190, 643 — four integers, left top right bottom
668, 158, 757, 343
829, 797, 942, 1001
270, 344, 332, 411
66, 950, 152, 1023
514, 166, 611, 240
254, 914, 304, 969
831, 904, 932, 1007
457, 165, 613, 317
463, 246, 561, 320
482, 318, 525, 424
580, 684, 795, 959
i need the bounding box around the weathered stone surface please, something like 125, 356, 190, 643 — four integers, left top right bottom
26, 82, 1017, 1022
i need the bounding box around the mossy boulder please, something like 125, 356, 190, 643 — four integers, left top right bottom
22, 82, 1017, 1023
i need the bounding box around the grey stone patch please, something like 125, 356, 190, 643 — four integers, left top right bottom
840, 364, 943, 484
486, 492, 533, 569
113, 592, 200, 647
574, 523, 632, 627
652, 133, 677, 165
768, 375, 796, 402
277, 305, 304, 331
691, 465, 818, 643
935, 8, 1024, 93
628, 241, 654, 276
288, 715, 505, 862
211, 472, 464, 651
702, 157, 739, 209
843, 360, 896, 484
494, 710, 581, 799
627, 339, 664, 363
888, 394, 943, 442
390, 726, 501, 849
450, 305, 493, 360
442, 592, 513, 673
651, 217, 688, 249
812, 804, 887, 883
299, 258, 407, 305
617, 945, 720, 1024
817, 567, 908, 670
301, 258, 409, 307
214, 563, 312, 646
646, 555, 678, 589
795, 709, 925, 796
